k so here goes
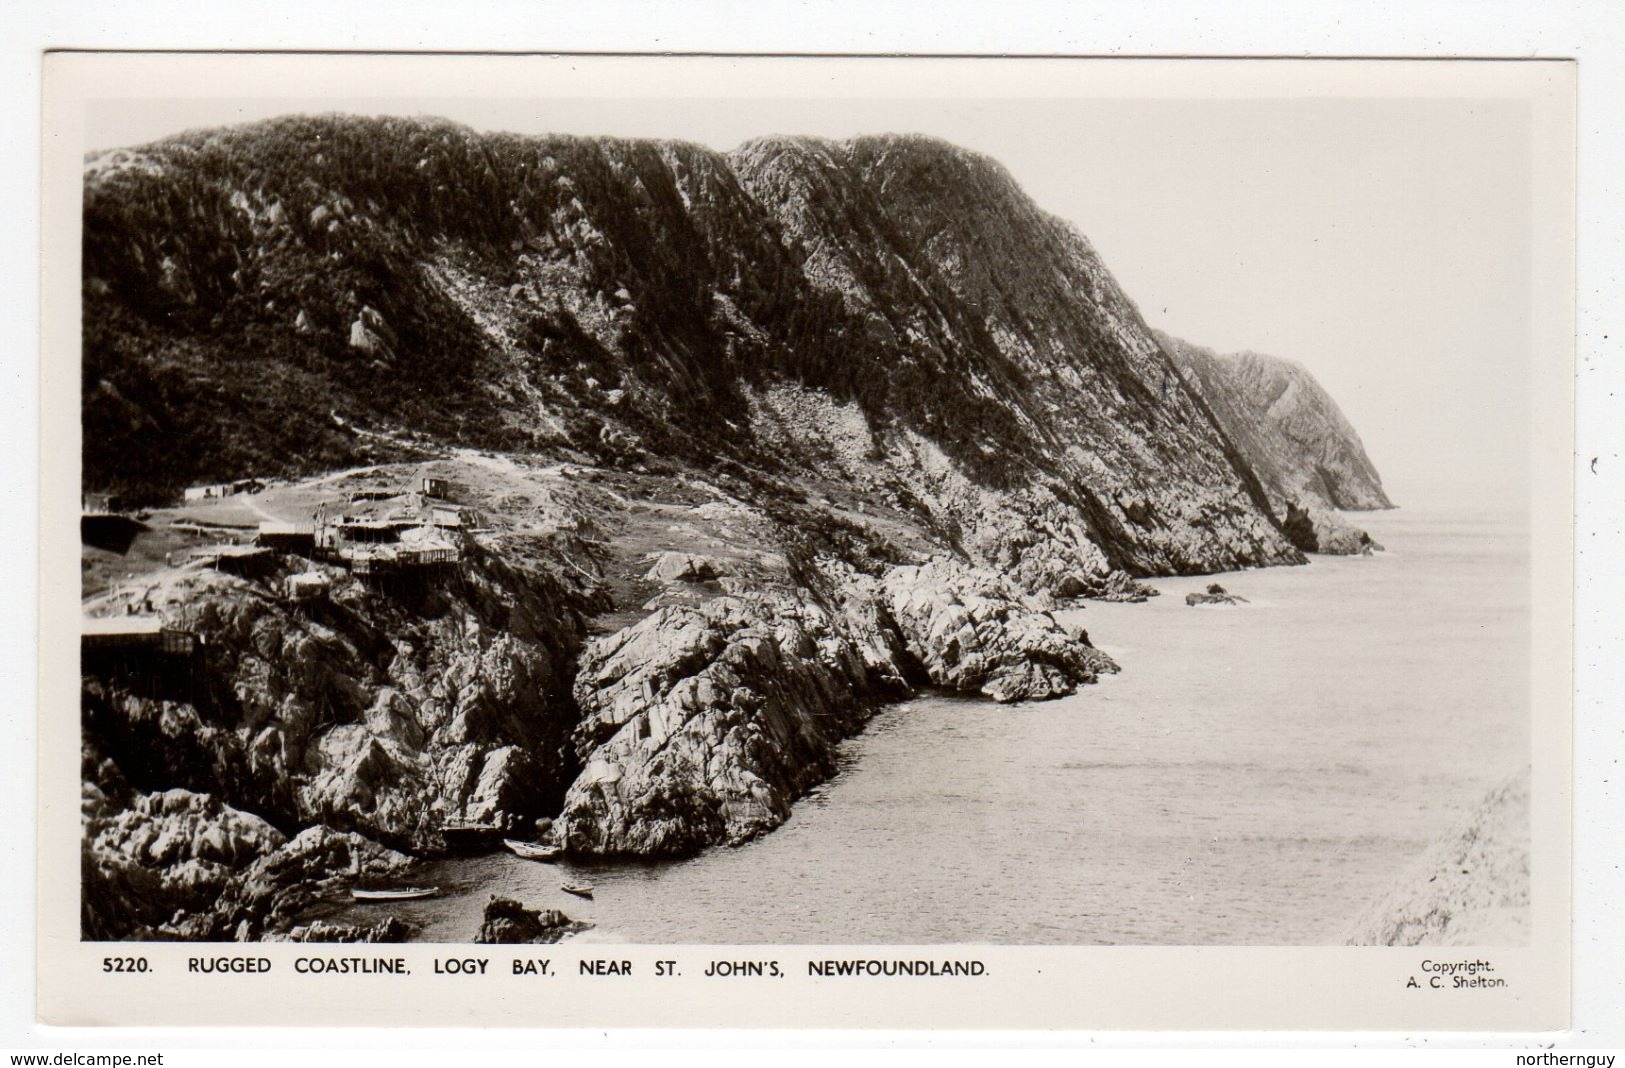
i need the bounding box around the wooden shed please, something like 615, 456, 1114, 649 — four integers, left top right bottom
256, 519, 316, 552
82, 616, 196, 657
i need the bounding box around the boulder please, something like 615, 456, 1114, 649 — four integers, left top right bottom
878, 559, 1119, 703
474, 897, 591, 944
1282, 500, 1383, 556
644, 551, 722, 583
279, 917, 414, 943
213, 825, 415, 940
557, 592, 905, 857
459, 745, 548, 828
1185, 582, 1248, 607
81, 789, 287, 939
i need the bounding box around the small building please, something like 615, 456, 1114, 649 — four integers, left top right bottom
348, 489, 393, 503
336, 517, 415, 544
256, 520, 316, 552
398, 545, 459, 566
183, 478, 265, 502
427, 506, 465, 529
82, 615, 196, 657
286, 571, 330, 602
421, 476, 451, 499
183, 544, 278, 578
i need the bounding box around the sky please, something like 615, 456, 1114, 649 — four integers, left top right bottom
87, 93, 1535, 506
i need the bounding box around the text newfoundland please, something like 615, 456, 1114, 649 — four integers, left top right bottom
808, 958, 987, 977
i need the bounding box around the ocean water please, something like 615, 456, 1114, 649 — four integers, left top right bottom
323, 504, 1530, 945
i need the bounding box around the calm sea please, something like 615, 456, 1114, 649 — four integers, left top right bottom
317, 504, 1530, 945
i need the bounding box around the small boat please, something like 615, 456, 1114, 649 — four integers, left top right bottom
351, 886, 440, 902
503, 838, 562, 862
560, 882, 594, 900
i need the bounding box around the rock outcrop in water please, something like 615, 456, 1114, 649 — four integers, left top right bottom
474, 897, 591, 944
1184, 583, 1248, 607
78, 116, 1387, 939
1281, 500, 1383, 556
876, 559, 1119, 702
558, 591, 903, 856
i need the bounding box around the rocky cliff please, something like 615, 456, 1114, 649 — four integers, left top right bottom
79, 116, 1390, 940
1157, 331, 1392, 512
79, 455, 1120, 936
1157, 332, 1390, 554
84, 116, 1301, 588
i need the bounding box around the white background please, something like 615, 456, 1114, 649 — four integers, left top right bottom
3, 0, 1622, 1055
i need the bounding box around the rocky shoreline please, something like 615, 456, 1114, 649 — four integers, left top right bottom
81, 456, 1127, 940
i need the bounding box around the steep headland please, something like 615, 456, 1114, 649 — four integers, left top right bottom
78, 116, 1388, 941
1158, 331, 1392, 554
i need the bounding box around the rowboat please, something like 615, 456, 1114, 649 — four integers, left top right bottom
351, 886, 440, 902
503, 838, 562, 862
560, 882, 594, 900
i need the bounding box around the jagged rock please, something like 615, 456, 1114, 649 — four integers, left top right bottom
299, 726, 435, 844
347, 306, 397, 359
474, 897, 591, 944
214, 825, 415, 940
1185, 583, 1248, 607
1089, 570, 1157, 603
878, 559, 1119, 703
459, 745, 548, 828
644, 551, 721, 583
78, 793, 408, 941
83, 554, 581, 853
81, 789, 287, 939
80, 543, 584, 937
556, 554, 1120, 857
557, 591, 902, 857
1281, 500, 1383, 556
279, 917, 414, 943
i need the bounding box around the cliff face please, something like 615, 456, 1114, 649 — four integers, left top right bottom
1157, 331, 1393, 512
84, 116, 1301, 588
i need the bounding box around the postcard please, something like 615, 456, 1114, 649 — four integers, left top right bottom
38, 52, 1575, 1030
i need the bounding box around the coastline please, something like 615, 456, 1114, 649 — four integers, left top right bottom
303, 503, 1530, 946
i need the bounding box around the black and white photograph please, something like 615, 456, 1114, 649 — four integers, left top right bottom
36, 52, 1578, 1031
